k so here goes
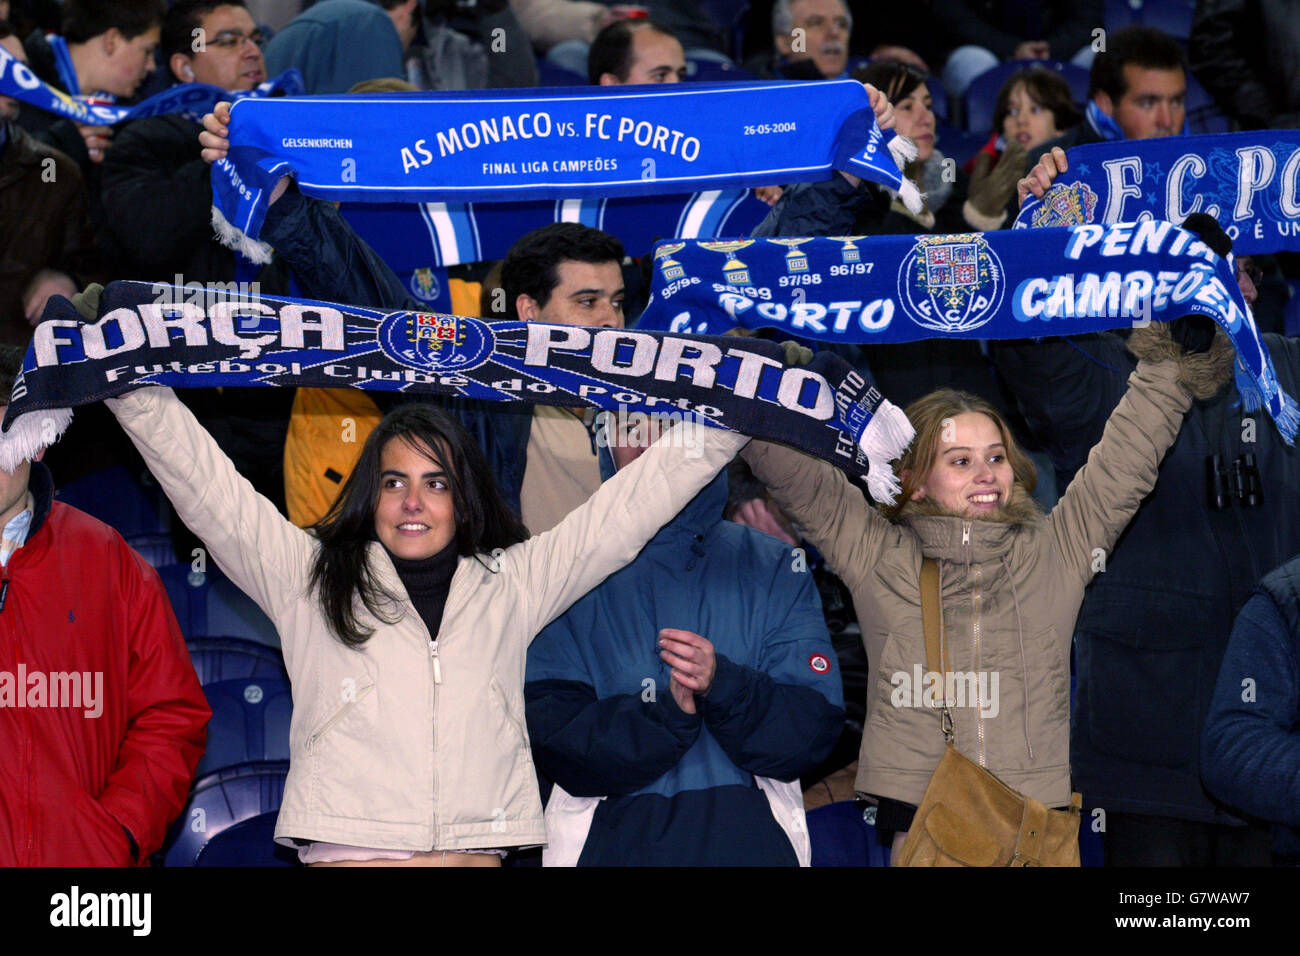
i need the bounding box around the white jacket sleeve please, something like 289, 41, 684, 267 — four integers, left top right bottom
508, 423, 749, 639
105, 387, 315, 621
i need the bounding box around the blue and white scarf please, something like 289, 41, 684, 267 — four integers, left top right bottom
3, 281, 914, 501
636, 226, 1298, 442
1015, 130, 1300, 255
209, 80, 920, 263
0, 38, 303, 126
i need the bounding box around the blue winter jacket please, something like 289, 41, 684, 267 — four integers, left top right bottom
1202, 554, 1300, 829
263, 0, 405, 95
524, 458, 844, 866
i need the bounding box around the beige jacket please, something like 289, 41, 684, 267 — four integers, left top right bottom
108, 388, 746, 851
743, 359, 1192, 808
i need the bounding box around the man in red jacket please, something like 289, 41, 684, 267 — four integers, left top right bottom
0, 345, 209, 865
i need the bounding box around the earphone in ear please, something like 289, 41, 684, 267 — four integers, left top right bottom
184, 65, 195, 79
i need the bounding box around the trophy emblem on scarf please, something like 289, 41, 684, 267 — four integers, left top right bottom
699, 240, 756, 285
655, 242, 688, 282
1030, 181, 1099, 229
828, 237, 864, 264
766, 237, 814, 273
898, 233, 1005, 334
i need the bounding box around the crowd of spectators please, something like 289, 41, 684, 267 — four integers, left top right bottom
2, 0, 1300, 869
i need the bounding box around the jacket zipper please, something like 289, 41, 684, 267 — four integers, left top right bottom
429, 639, 441, 684
961, 521, 987, 767
428, 635, 440, 848
304, 683, 376, 752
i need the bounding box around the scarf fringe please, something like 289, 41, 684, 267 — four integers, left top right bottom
858, 398, 915, 504
211, 205, 275, 265
888, 133, 918, 168
0, 408, 72, 474
896, 179, 924, 216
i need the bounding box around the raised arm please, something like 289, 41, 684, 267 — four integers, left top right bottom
106, 386, 314, 625
509, 424, 749, 638
741, 440, 890, 596
1046, 349, 1196, 583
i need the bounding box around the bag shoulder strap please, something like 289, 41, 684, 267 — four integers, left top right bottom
920, 558, 947, 676
920, 558, 953, 742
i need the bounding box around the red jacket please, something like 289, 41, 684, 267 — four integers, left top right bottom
0, 464, 210, 865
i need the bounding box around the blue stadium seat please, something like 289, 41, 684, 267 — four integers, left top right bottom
194, 811, 300, 866
807, 801, 891, 866
195, 677, 293, 777
186, 637, 287, 687
159, 564, 280, 646
124, 533, 179, 570
535, 59, 587, 86
55, 466, 171, 540
1105, 0, 1194, 39
936, 124, 985, 169
685, 58, 758, 82
1185, 72, 1231, 134
927, 77, 949, 126
963, 59, 1089, 135
701, 0, 751, 62
161, 760, 290, 866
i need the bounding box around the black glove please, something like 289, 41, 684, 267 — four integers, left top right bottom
1170, 212, 1233, 354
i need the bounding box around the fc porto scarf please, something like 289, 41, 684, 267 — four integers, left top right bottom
2, 282, 914, 502
1014, 131, 1300, 256
635, 226, 1299, 442
210, 80, 920, 263
0, 38, 304, 126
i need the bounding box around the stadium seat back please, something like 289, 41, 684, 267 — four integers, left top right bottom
196, 677, 293, 777
807, 800, 891, 866
186, 636, 287, 687
160, 564, 280, 646
194, 811, 300, 866
161, 760, 290, 866
55, 466, 171, 539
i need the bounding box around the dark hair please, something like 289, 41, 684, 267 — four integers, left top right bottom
992, 67, 1081, 138
0, 20, 13, 42
308, 402, 529, 648
61, 0, 166, 44
587, 17, 674, 84
500, 222, 624, 319
854, 58, 928, 108
1089, 25, 1185, 102
0, 344, 24, 401
161, 0, 247, 61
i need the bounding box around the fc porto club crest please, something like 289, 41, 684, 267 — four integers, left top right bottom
408, 267, 443, 303
1030, 181, 1099, 228
897, 233, 1004, 333
378, 311, 495, 373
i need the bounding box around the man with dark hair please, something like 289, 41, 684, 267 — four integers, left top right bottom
0, 20, 100, 341
587, 17, 685, 85
0, 344, 211, 866
17, 0, 165, 169
1030, 25, 1186, 160
501, 222, 626, 324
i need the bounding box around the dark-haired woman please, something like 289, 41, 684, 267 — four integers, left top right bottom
106, 385, 747, 865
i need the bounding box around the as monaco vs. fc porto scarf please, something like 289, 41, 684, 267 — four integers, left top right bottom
1014, 131, 1300, 256
209, 80, 920, 264
635, 225, 1298, 442
3, 282, 914, 502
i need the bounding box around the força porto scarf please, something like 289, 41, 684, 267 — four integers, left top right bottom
1013, 131, 1300, 256
210, 80, 921, 264
0, 40, 303, 126
1, 282, 915, 502
635, 224, 1299, 443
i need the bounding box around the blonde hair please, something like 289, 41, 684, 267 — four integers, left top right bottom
881, 389, 1036, 521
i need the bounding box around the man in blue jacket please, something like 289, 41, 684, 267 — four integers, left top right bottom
524, 414, 844, 866
1202, 552, 1300, 863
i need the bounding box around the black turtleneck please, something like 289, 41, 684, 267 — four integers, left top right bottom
385, 538, 459, 639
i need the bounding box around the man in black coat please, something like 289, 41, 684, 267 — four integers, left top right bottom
1190, 0, 1300, 130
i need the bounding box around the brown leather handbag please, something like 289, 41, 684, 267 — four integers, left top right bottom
892, 559, 1082, 867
